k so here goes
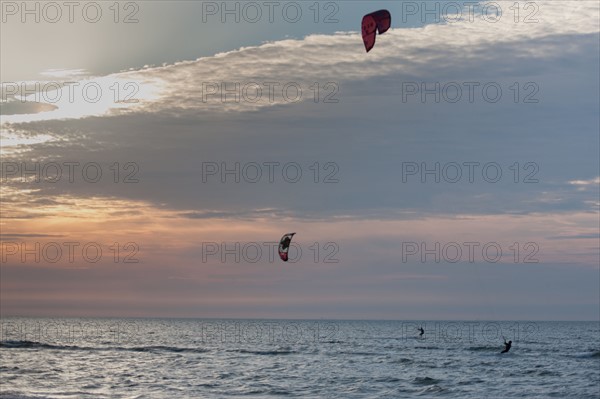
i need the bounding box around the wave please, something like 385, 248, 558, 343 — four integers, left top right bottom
390, 357, 414, 364
374, 376, 402, 383
228, 348, 296, 355
0, 340, 208, 354
523, 369, 559, 377
337, 351, 381, 356
467, 345, 501, 352
0, 366, 20, 371
0, 393, 52, 399
418, 385, 447, 394
571, 350, 600, 359
0, 341, 78, 350
413, 376, 441, 386
122, 345, 208, 354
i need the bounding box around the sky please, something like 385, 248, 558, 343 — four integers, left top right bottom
1, 1, 599, 320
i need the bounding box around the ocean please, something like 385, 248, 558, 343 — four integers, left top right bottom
0, 318, 598, 398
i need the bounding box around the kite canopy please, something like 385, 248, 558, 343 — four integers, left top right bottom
278, 233, 296, 262
361, 9, 391, 52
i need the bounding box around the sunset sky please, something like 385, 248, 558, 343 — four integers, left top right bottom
1, 1, 598, 320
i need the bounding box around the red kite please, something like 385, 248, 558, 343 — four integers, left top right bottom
362, 10, 391, 52
278, 233, 296, 262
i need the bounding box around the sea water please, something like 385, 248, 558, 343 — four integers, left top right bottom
1, 318, 598, 398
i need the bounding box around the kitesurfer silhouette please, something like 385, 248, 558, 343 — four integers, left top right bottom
501, 339, 512, 353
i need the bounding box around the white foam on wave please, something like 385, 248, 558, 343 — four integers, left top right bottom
0, 394, 53, 399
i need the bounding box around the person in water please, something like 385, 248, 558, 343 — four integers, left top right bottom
501, 339, 512, 353
418, 327, 424, 337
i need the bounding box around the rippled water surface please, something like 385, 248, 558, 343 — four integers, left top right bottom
1, 319, 598, 398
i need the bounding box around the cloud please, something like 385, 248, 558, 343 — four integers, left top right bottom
2, 2, 598, 121
40, 69, 89, 79
0, 98, 58, 116
1, 1, 598, 319
548, 233, 600, 240
0, 233, 65, 239
569, 177, 600, 186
